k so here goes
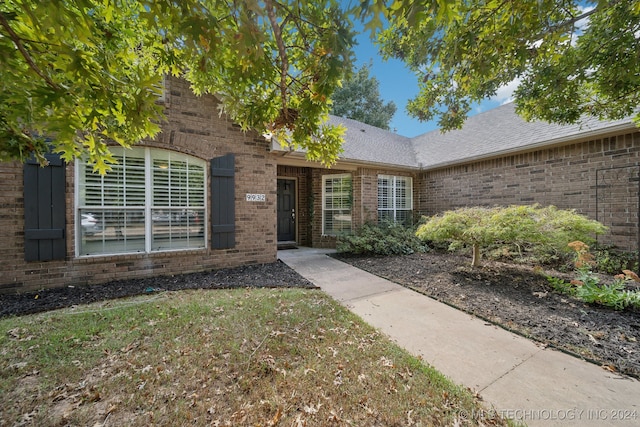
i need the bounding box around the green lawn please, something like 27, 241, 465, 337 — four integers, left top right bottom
0, 288, 515, 426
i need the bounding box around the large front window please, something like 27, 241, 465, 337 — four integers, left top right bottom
77, 147, 206, 256
378, 175, 413, 224
322, 174, 352, 235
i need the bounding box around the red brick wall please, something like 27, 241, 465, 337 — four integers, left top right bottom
307, 166, 419, 248
0, 77, 277, 293
355, 167, 420, 225
422, 131, 640, 251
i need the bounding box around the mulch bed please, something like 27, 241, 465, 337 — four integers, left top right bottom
3, 252, 639, 379
0, 261, 316, 319
337, 251, 640, 379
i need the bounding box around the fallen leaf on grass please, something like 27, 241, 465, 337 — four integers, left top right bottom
9, 361, 28, 371
379, 356, 394, 367
268, 407, 282, 426
7, 327, 26, 339
304, 403, 322, 415
293, 414, 307, 427
120, 341, 138, 353
407, 409, 415, 426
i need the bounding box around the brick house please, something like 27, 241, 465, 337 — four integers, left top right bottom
275, 104, 639, 252
1, 77, 638, 293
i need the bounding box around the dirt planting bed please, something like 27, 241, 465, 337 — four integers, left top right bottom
339, 252, 640, 379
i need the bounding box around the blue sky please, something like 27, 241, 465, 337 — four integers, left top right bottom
350, 29, 515, 138
347, 2, 595, 138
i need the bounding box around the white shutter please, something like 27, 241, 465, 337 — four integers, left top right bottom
77, 148, 206, 255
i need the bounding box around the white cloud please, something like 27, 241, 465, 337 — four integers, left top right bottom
576, 5, 595, 32
571, 5, 595, 45
491, 77, 521, 105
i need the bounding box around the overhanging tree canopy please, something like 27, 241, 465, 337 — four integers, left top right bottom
0, 0, 355, 172
370, 0, 640, 130
4, 1, 638, 172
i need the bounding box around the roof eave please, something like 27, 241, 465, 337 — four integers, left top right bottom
271, 147, 421, 171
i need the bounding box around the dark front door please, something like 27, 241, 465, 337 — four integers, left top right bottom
277, 179, 296, 242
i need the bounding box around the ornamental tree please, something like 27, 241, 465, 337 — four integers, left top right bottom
416, 205, 607, 267
365, 0, 640, 131
0, 0, 355, 172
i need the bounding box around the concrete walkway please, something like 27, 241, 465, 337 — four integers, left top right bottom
278, 247, 640, 427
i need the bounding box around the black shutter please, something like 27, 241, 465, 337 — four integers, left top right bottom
23, 153, 66, 261
210, 154, 235, 249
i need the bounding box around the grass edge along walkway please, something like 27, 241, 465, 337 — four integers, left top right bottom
0, 288, 516, 426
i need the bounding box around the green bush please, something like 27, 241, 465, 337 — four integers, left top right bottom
546, 276, 577, 296
547, 242, 640, 311
592, 245, 639, 275
416, 204, 607, 267
575, 280, 632, 311
337, 221, 429, 256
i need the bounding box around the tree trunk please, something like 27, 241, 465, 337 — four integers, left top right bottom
471, 244, 481, 267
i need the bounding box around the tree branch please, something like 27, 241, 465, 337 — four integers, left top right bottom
0, 12, 60, 90
264, 0, 289, 118
530, 1, 615, 41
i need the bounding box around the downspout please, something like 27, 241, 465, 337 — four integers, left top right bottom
361, 169, 365, 226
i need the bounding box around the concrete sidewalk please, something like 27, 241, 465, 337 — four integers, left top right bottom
278, 247, 640, 427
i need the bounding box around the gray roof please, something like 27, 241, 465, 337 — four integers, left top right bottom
411, 103, 635, 169
273, 105, 636, 169
327, 115, 417, 168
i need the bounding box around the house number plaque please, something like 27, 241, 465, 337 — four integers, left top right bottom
245, 194, 266, 202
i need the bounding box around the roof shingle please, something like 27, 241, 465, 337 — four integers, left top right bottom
273, 106, 635, 169
411, 103, 635, 169
327, 115, 416, 168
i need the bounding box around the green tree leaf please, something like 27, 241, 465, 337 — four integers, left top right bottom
378, 0, 640, 130
0, 0, 356, 170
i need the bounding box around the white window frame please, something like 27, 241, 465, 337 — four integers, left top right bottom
75, 147, 207, 257
322, 173, 352, 236
377, 175, 413, 224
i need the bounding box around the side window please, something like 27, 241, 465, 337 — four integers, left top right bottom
322, 174, 352, 235
378, 175, 413, 225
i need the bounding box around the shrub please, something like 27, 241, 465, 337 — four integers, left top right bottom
547, 241, 640, 311
416, 204, 607, 267
592, 245, 639, 275
546, 276, 577, 296
337, 221, 429, 256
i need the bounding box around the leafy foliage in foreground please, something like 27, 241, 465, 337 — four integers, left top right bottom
0, 0, 354, 171
337, 221, 429, 256
0, 289, 508, 426
375, 0, 640, 130
416, 205, 607, 266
